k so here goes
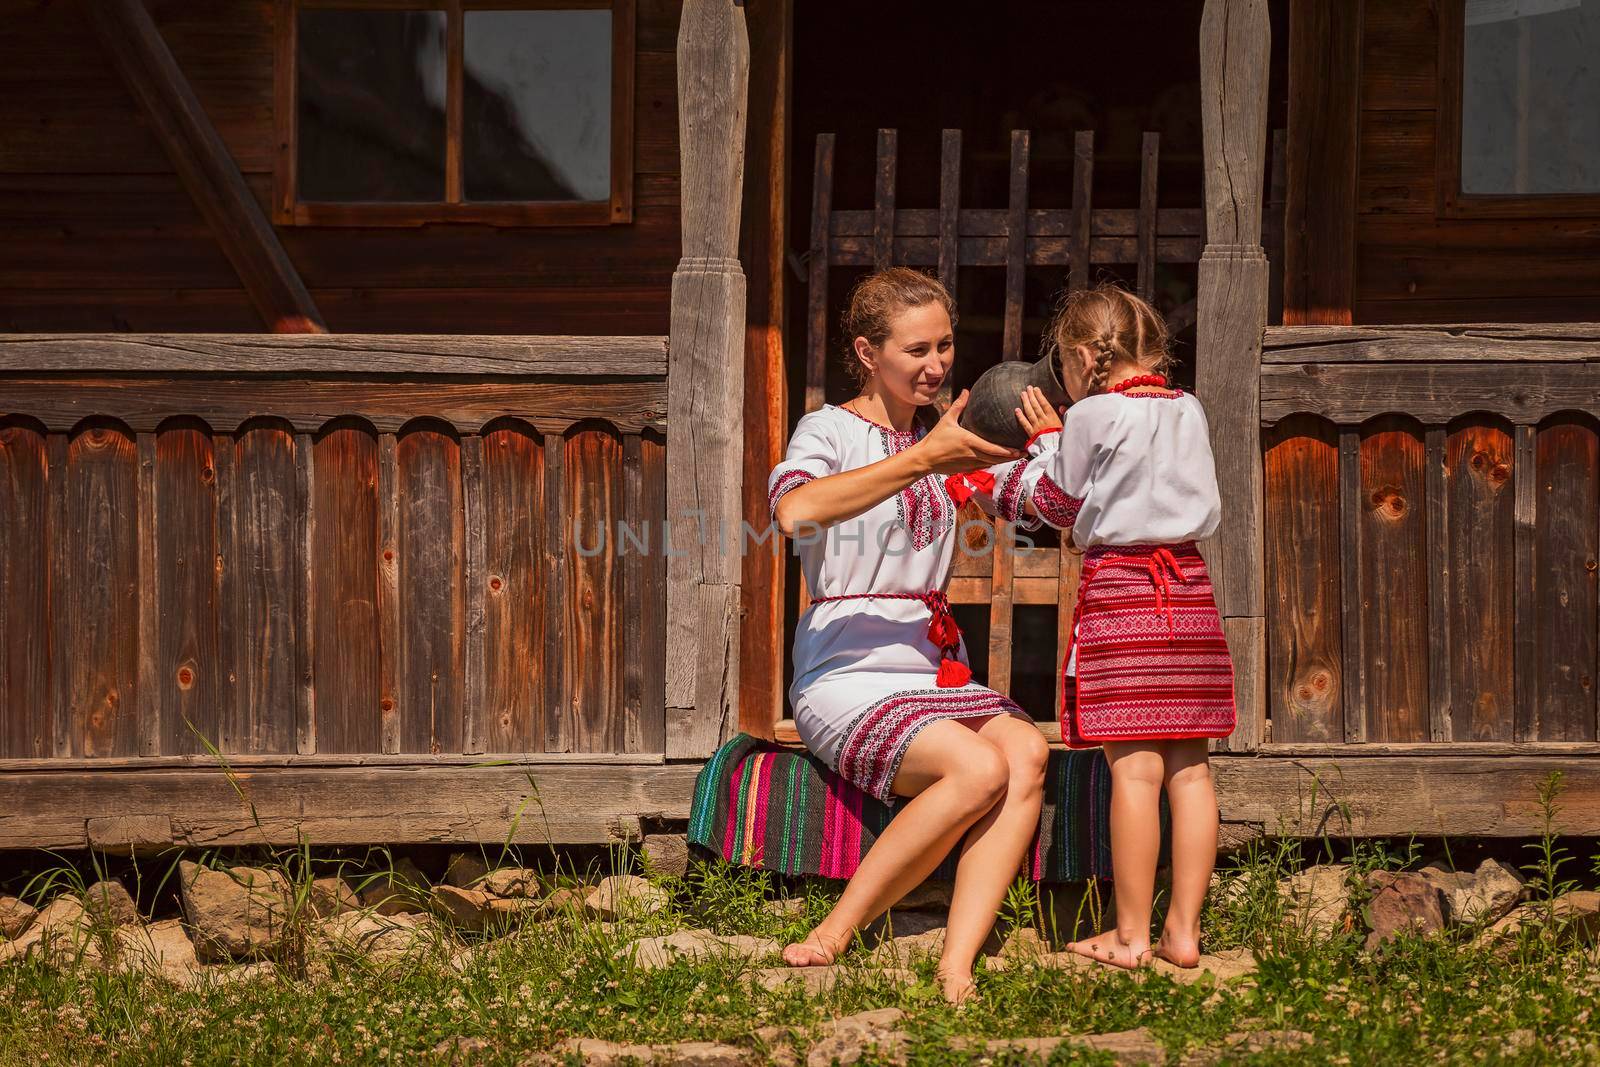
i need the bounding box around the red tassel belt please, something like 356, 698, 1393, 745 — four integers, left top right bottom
808, 589, 973, 688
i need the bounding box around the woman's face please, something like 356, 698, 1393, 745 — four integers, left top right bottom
855, 302, 954, 406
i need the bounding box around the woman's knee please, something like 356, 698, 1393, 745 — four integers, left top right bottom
950, 740, 1010, 812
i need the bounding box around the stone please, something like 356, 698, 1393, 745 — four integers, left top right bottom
0, 896, 97, 966
863, 909, 945, 958
480, 867, 539, 899
308, 877, 360, 919
179, 862, 292, 963
805, 1008, 906, 1067
112, 919, 202, 985
432, 885, 496, 932
1364, 871, 1447, 950
1484, 891, 1600, 946
1282, 864, 1351, 935
997, 925, 1047, 959
539, 886, 588, 913
957, 1028, 1162, 1064
432, 1035, 493, 1063
585, 874, 670, 919
762, 897, 807, 919
0, 895, 38, 939
752, 1026, 799, 1067
1149, 947, 1258, 985
356, 857, 430, 915
553, 1038, 752, 1066
626, 929, 778, 970
1181, 1028, 1313, 1065
984, 949, 1095, 974
751, 965, 916, 995
316, 911, 438, 964
82, 880, 140, 926
894, 880, 954, 911
1418, 859, 1526, 927
642, 833, 691, 878
444, 853, 490, 890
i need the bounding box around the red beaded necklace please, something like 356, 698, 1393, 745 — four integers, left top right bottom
1110, 373, 1169, 393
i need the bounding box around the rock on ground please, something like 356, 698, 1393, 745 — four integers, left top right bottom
1417, 859, 1526, 927
480, 867, 539, 899
0, 895, 98, 966
0, 895, 38, 939
110, 918, 274, 988
356, 857, 431, 915
1148, 947, 1259, 985
626, 929, 778, 970
1282, 864, 1351, 935
642, 833, 691, 878
179, 861, 291, 963
316, 911, 440, 964
957, 1027, 1163, 1065
444, 853, 490, 889
1364, 871, 1446, 950
894, 880, 954, 911
308, 876, 361, 919
1482, 890, 1600, 946
431, 885, 534, 933
83, 880, 141, 926
552, 1038, 752, 1065
762, 897, 807, 919
804, 1008, 906, 1067
586, 874, 669, 919
751, 965, 916, 995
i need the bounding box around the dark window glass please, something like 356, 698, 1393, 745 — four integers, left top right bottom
1462, 0, 1600, 195
462, 10, 613, 202
297, 9, 448, 202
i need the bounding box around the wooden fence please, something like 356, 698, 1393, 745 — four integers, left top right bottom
1261, 324, 1600, 752
0, 334, 668, 764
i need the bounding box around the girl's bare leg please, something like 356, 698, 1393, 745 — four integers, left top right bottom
1154, 738, 1216, 967
936, 714, 1049, 1002
1068, 740, 1163, 969
782, 719, 1009, 970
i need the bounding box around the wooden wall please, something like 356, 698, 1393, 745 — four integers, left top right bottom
0, 0, 682, 335
1291, 0, 1600, 325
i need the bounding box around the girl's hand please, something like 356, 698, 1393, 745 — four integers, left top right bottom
1014, 386, 1063, 439
914, 390, 1023, 474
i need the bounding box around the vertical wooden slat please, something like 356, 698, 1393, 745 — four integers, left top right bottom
1263, 416, 1343, 743
1338, 428, 1364, 743
1137, 132, 1159, 300
213, 435, 238, 753
397, 425, 465, 755
377, 433, 401, 754
1358, 418, 1429, 742
872, 128, 897, 271
1513, 424, 1538, 742
1054, 546, 1082, 721
484, 423, 546, 753
805, 133, 835, 414
987, 524, 1016, 697
1265, 126, 1288, 325
1003, 130, 1029, 363
1533, 417, 1599, 741
462, 434, 487, 755
135, 431, 159, 756
156, 421, 220, 755
623, 434, 646, 752
1069, 130, 1094, 295
312, 423, 380, 754
232, 423, 298, 754
295, 432, 316, 754
639, 429, 668, 752
0, 425, 50, 758
563, 424, 625, 753
444, 0, 463, 204
47, 433, 70, 758
937, 128, 961, 408
542, 435, 567, 752
1445, 417, 1515, 742
1424, 426, 1451, 742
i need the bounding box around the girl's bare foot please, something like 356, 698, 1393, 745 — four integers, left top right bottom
1067, 929, 1151, 970
1153, 928, 1201, 968
937, 968, 978, 1005
782, 929, 846, 968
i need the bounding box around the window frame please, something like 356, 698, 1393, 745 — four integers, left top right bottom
1437, 0, 1600, 219
273, 0, 635, 227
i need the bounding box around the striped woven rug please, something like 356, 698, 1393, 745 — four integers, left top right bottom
687, 733, 1170, 883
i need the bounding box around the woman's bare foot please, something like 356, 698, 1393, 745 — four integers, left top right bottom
1067, 929, 1151, 971
1153, 925, 1201, 968
937, 968, 979, 1005
782, 929, 847, 968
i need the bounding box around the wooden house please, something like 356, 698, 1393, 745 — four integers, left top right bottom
1, 0, 1597, 854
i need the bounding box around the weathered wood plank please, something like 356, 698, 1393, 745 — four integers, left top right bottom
231, 422, 299, 755
1136, 132, 1158, 300
805, 133, 835, 414
0, 379, 667, 435
1263, 416, 1343, 743
1445, 417, 1515, 742
639, 429, 668, 753
47, 433, 70, 758
1338, 429, 1365, 743
1069, 131, 1092, 295
481, 423, 545, 754
1424, 427, 1450, 742
311, 424, 380, 754
563, 424, 625, 753
462, 435, 487, 756
213, 435, 238, 755
1514, 425, 1538, 743
1223, 616, 1266, 750
827, 207, 1205, 239
872, 128, 897, 271
1264, 323, 1600, 363
1533, 418, 1599, 742
937, 130, 961, 305
1261, 364, 1600, 425
136, 432, 160, 757
397, 425, 465, 754
377, 434, 402, 755
0, 334, 670, 377
987, 521, 1016, 698
1003, 130, 1029, 361
623, 435, 647, 753
156, 421, 220, 755
0, 423, 49, 758
542, 436, 567, 752
828, 233, 1207, 269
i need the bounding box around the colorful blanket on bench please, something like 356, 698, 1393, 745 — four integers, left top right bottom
688, 733, 1169, 884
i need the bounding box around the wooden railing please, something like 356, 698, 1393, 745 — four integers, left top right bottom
1261, 324, 1600, 751
0, 334, 669, 762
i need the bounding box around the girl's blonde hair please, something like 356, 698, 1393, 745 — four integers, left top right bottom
841, 268, 956, 432
1046, 283, 1173, 394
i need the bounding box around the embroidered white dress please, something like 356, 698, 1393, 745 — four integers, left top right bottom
768, 404, 1054, 800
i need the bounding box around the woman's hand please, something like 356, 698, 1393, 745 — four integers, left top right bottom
913, 390, 1024, 475
1014, 386, 1063, 440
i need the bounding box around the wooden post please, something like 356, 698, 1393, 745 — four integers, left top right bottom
1197, 0, 1271, 751
665, 0, 750, 758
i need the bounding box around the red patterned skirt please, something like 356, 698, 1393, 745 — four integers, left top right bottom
1059, 541, 1236, 749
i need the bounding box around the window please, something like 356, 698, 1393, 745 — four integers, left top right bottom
273, 0, 635, 226
1439, 0, 1600, 216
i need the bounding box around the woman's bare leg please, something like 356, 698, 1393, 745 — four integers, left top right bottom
1154, 739, 1216, 967
1068, 740, 1163, 969
782, 719, 1009, 969
936, 714, 1049, 1001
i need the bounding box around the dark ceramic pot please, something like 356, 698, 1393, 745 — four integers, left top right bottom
958, 353, 1070, 449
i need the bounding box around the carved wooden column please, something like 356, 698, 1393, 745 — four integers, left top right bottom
665, 0, 750, 758
1197, 0, 1270, 751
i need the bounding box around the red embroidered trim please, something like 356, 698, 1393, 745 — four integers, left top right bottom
768, 468, 815, 519
1031, 473, 1083, 529
1025, 425, 1062, 450
996, 461, 1029, 523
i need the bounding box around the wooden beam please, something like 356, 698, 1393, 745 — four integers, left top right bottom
1197, 0, 1271, 750
1260, 363, 1600, 425
665, 0, 749, 758
0, 334, 670, 377
1283, 0, 1362, 325
83, 0, 327, 334
1264, 323, 1600, 363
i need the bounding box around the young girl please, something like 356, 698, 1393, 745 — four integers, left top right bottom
1019, 283, 1235, 970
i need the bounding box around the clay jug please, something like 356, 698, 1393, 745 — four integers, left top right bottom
958, 353, 1070, 449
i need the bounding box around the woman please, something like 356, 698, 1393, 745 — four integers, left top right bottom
767, 267, 1060, 1003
